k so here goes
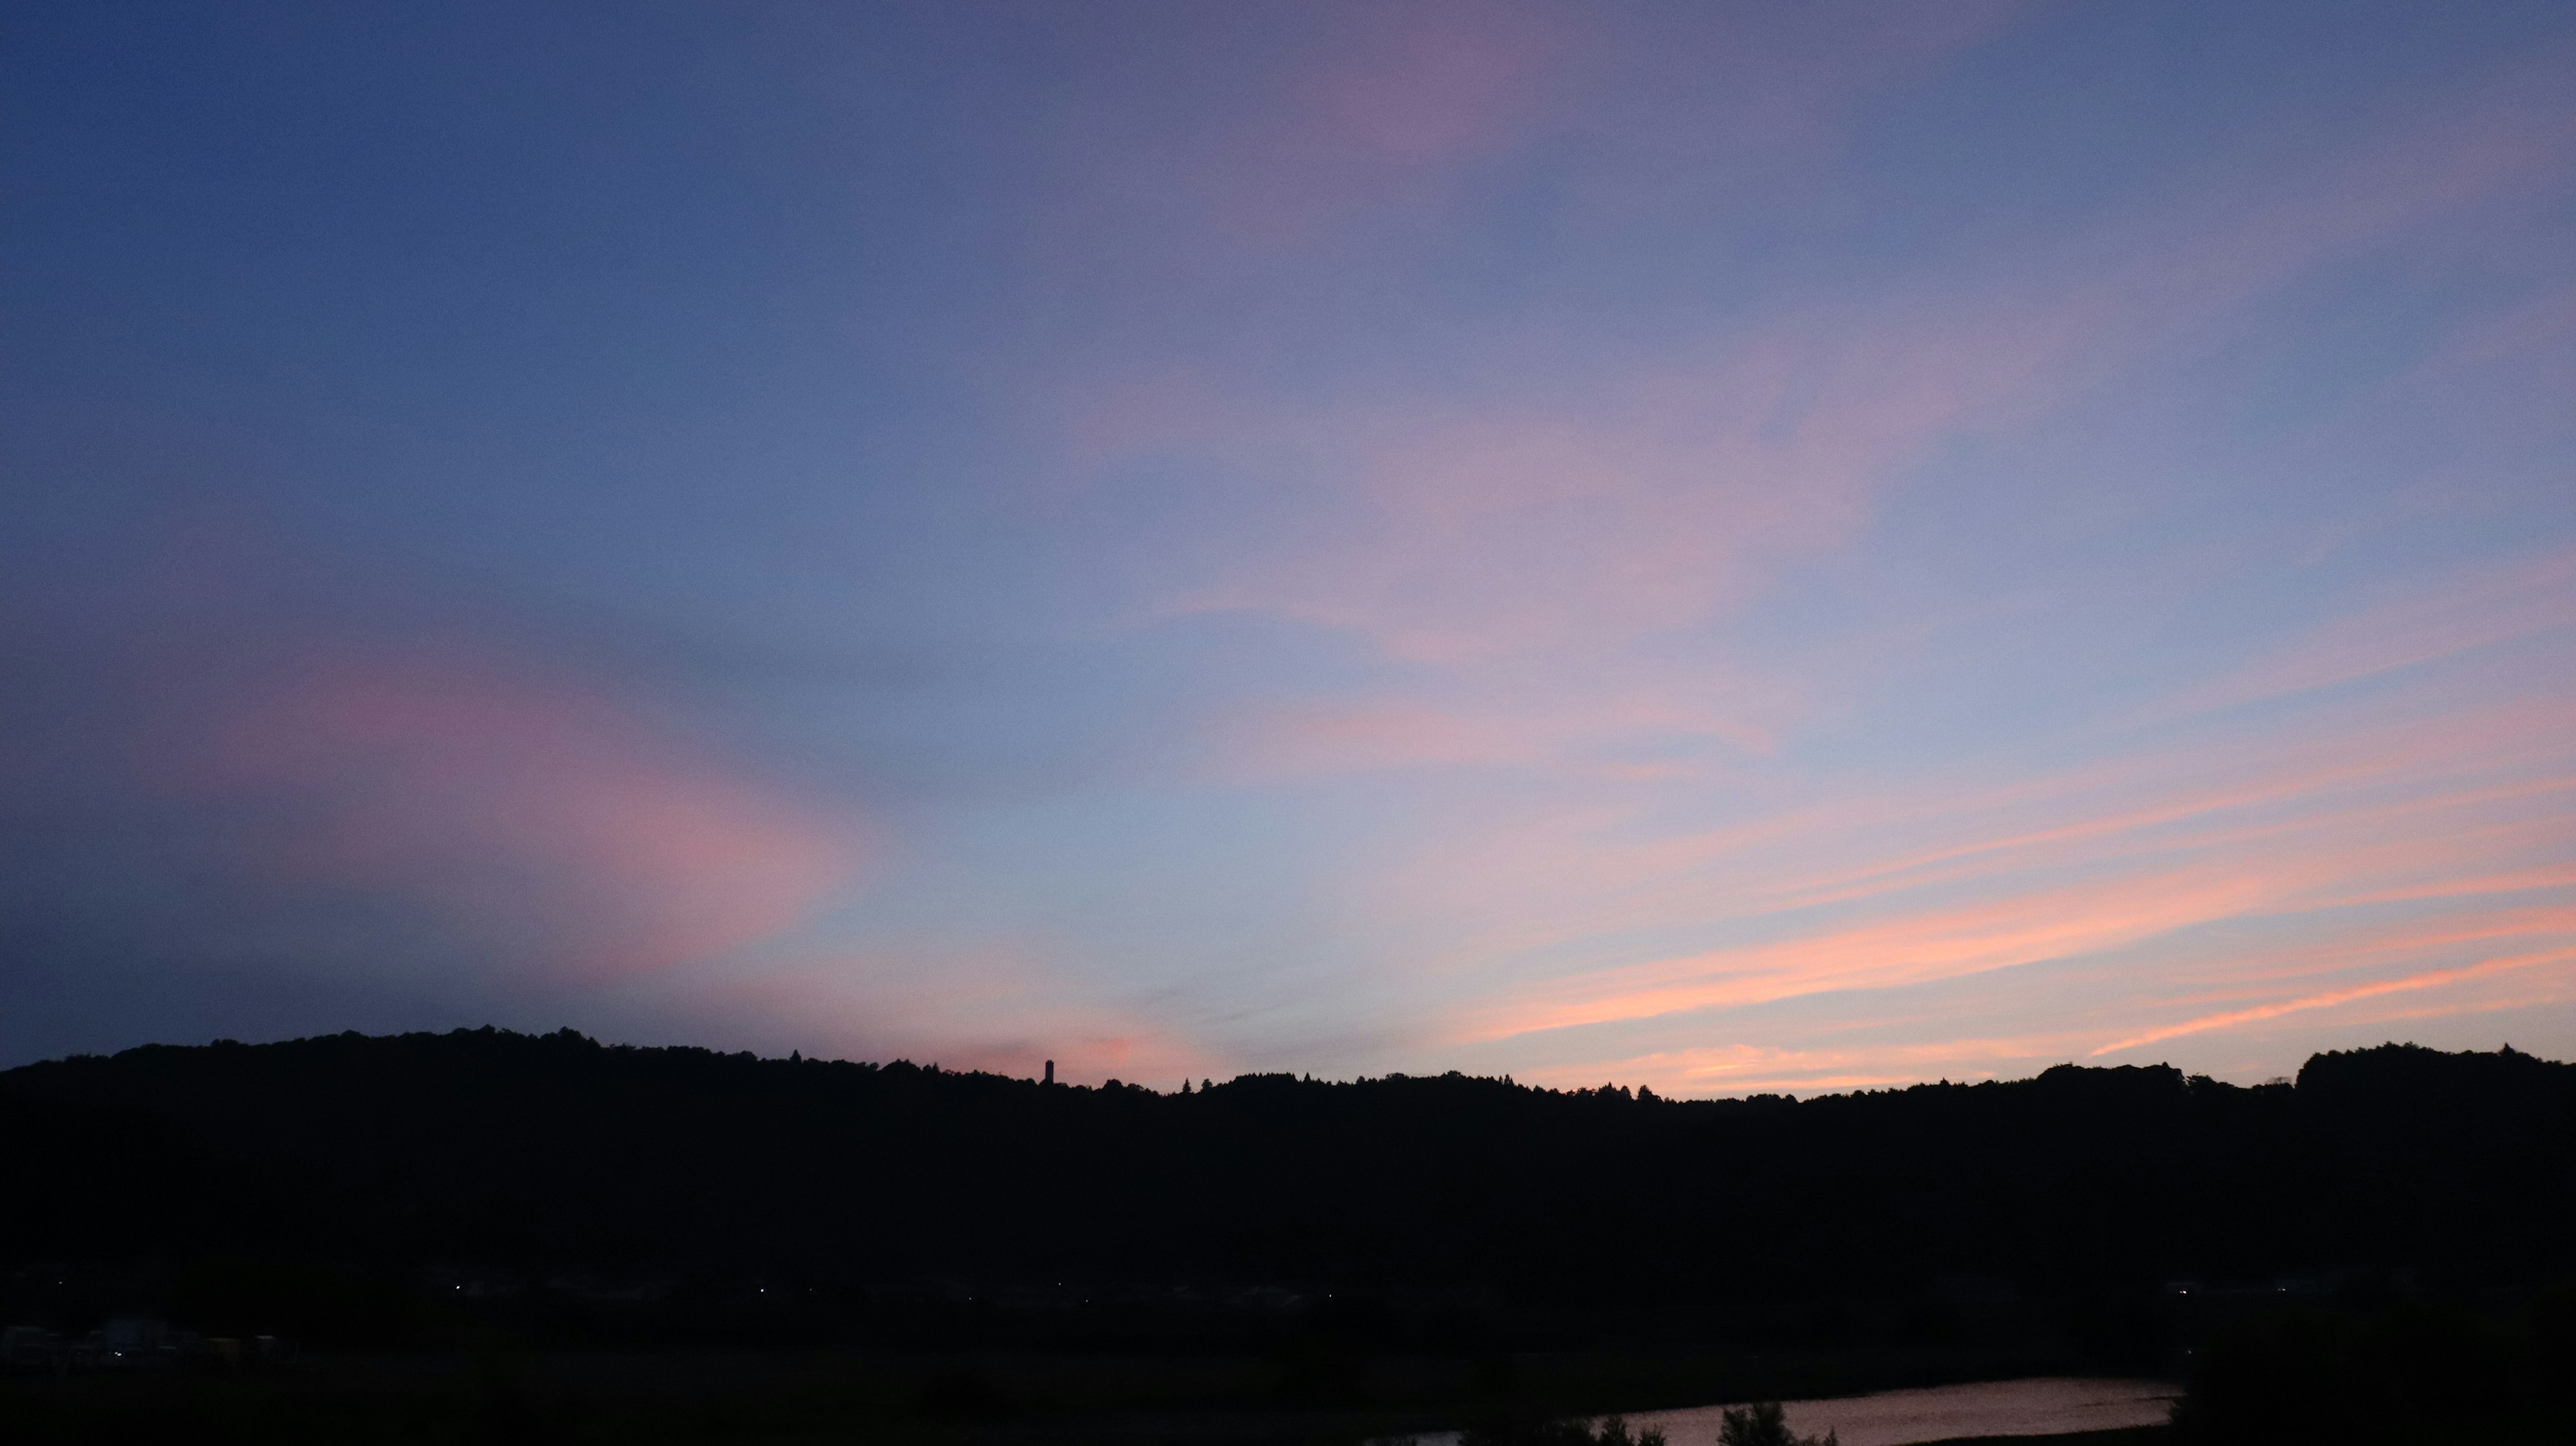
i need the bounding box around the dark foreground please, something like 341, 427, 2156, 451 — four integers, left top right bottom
3, 1033, 2571, 1443
9, 1034, 2573, 1311
2, 1347, 2151, 1446
7, 1322, 2569, 1446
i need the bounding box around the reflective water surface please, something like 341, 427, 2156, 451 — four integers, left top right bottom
1398, 1376, 2178, 1446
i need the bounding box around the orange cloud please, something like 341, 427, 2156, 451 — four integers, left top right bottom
1417, 679, 2576, 958
1395, 672, 2576, 1060
2088, 946, 2576, 1057
1462, 863, 2300, 1042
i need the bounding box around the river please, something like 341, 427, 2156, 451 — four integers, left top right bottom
1389, 1376, 2179, 1446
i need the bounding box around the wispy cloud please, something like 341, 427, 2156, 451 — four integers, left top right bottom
178, 647, 869, 982
2090, 946, 2576, 1057
2157, 547, 2576, 721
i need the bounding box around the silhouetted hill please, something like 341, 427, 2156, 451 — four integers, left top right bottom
3, 1032, 2569, 1345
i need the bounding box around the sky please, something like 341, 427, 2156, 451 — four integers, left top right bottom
5, 1, 2573, 1094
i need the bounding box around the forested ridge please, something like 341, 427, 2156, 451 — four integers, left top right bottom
6, 1032, 2567, 1317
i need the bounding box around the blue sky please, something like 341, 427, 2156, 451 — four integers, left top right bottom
6, 1, 2573, 1091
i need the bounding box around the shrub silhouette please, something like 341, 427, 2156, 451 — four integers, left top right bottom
1719, 1401, 1839, 1446
1462, 1414, 1666, 1446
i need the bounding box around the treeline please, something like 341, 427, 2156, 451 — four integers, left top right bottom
2, 1033, 2569, 1330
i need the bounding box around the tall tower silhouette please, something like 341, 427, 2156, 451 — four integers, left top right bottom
1042, 1059, 1054, 1086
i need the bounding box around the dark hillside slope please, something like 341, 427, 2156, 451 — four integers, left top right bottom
3, 1033, 2569, 1319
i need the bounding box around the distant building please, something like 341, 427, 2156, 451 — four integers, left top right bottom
1043, 1059, 1054, 1085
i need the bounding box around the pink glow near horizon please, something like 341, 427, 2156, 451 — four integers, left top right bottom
1438, 683, 2575, 1031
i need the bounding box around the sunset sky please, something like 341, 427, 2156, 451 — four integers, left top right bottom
6, 1, 2573, 1092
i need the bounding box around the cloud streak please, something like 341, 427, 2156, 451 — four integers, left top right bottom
171, 646, 869, 983
2089, 946, 2576, 1058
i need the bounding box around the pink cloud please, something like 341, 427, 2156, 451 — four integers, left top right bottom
1141, 304, 2074, 665
1151, 3, 1568, 250
1081, 41, 2576, 680
1026, 0, 2039, 281
1313, 8, 1550, 162
179, 649, 867, 981
2157, 547, 2576, 720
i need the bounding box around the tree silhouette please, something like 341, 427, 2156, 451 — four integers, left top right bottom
1719, 1401, 1839, 1446
1, 1030, 2568, 1353
1463, 1413, 1667, 1446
